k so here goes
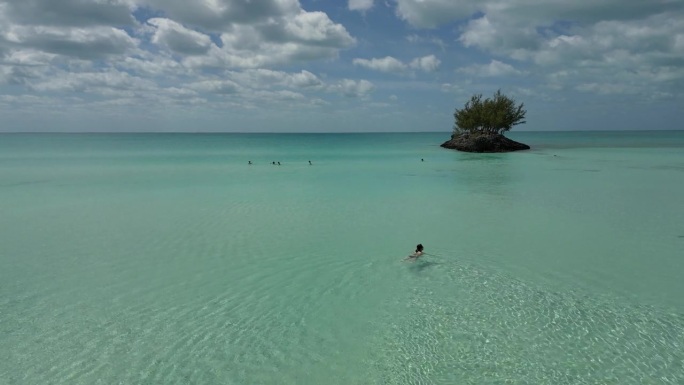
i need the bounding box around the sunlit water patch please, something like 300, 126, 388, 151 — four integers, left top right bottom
371, 258, 684, 384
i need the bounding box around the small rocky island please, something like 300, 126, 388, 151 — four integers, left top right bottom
441, 90, 530, 153
441, 132, 530, 152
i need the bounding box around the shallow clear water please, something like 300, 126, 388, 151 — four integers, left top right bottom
1, 132, 683, 384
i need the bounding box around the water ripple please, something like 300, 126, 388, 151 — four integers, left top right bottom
370, 260, 684, 384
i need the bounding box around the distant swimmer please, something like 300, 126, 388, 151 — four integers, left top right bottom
421, 158, 424, 162
309, 160, 312, 165
404, 243, 424, 261
272, 161, 276, 165
278, 162, 281, 165
248, 161, 252, 165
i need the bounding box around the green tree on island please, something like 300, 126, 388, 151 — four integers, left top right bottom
442, 90, 531, 153
454, 90, 526, 135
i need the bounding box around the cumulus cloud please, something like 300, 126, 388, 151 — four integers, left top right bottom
2, 0, 135, 27
387, 0, 684, 96
459, 16, 497, 50
455, 2, 684, 63
459, 15, 540, 59
0, 65, 37, 86
330, 79, 374, 97
30, 69, 156, 94
137, 0, 356, 67
0, 0, 363, 117
4, 25, 138, 60
353, 55, 440, 73
353, 56, 406, 73
250, 89, 306, 102
394, 0, 476, 28
575, 82, 633, 95
138, 0, 300, 29
176, 10, 355, 69
3, 49, 56, 66
440, 82, 465, 94
395, 0, 681, 29
2, 0, 355, 69
528, 15, 684, 67
457, 60, 525, 77
395, 0, 683, 77
349, 0, 374, 12
118, 54, 187, 77
406, 34, 447, 51
188, 79, 242, 95
147, 18, 213, 56
277, 11, 355, 48
521, 14, 684, 93
409, 55, 440, 72
227, 69, 324, 89
288, 70, 325, 88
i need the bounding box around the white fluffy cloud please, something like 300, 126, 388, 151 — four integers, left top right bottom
395, 0, 684, 72
1, 0, 355, 68
406, 34, 447, 51
459, 15, 540, 60
3, 25, 138, 60
394, 0, 476, 28
3, 49, 56, 67
278, 11, 354, 48
349, 0, 374, 12
227, 69, 324, 89
138, 0, 300, 29
457, 60, 525, 77
409, 55, 440, 72
174, 10, 355, 69
30, 69, 156, 94
2, 0, 135, 27
353, 55, 440, 73
393, 0, 684, 96
147, 18, 213, 56
394, 0, 681, 29
353, 56, 407, 73
0, 0, 366, 120
330, 79, 374, 97
136, 0, 355, 67
188, 79, 243, 95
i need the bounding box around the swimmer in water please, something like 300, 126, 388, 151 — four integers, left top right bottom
404, 243, 424, 261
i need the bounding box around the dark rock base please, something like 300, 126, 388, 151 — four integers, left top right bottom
441, 133, 530, 153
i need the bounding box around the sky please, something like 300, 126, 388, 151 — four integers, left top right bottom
0, 0, 683, 133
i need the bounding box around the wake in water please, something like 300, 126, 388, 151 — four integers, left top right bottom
386, 248, 684, 384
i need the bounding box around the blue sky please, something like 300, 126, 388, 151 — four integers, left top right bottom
1, 0, 683, 132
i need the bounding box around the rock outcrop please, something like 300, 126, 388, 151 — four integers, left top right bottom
441, 132, 530, 153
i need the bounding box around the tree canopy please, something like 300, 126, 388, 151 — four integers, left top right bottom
454, 90, 526, 135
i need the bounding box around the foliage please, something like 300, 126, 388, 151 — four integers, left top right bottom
454, 90, 526, 135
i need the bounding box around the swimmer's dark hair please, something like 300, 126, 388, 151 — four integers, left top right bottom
416, 244, 424, 252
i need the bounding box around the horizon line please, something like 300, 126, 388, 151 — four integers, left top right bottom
1, 129, 683, 134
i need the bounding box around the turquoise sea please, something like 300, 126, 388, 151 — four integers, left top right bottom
1, 131, 683, 384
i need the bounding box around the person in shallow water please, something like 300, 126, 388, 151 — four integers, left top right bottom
404, 243, 424, 261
